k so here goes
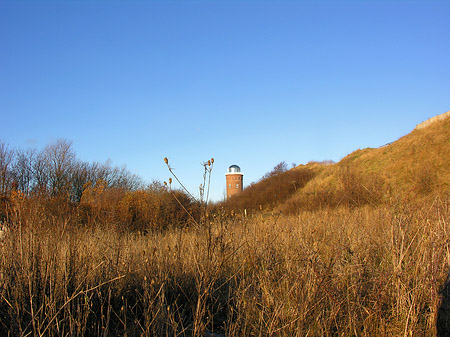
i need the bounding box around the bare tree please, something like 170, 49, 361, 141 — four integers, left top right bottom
262, 161, 288, 180
13, 148, 36, 195
91, 160, 142, 191
2, 138, 143, 201
44, 139, 76, 197
112, 165, 143, 191
70, 160, 91, 202
0, 141, 14, 195
33, 150, 49, 195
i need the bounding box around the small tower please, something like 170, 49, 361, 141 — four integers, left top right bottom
226, 165, 243, 199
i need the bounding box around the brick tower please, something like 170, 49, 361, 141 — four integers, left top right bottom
226, 165, 243, 199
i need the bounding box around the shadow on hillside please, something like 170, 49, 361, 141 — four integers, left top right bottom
437, 272, 450, 336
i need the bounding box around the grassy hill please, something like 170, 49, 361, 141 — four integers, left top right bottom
343, 111, 450, 192
223, 110, 450, 214
283, 110, 450, 212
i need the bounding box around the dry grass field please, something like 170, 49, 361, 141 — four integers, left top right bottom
1, 112, 449, 336
1, 194, 449, 336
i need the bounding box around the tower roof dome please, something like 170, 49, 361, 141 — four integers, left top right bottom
227, 165, 241, 173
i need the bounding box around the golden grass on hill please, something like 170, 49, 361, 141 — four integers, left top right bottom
280, 112, 450, 213
1, 194, 449, 336
340, 113, 450, 195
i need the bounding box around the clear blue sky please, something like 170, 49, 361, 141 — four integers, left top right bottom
1, 0, 449, 202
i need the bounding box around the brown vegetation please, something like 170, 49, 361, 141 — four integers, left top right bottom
1, 113, 450, 336
221, 161, 317, 214
0, 139, 197, 231
274, 113, 450, 214
1, 191, 449, 336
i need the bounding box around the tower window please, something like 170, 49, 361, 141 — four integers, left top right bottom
236, 183, 239, 189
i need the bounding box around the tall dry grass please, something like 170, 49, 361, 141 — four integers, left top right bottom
1, 194, 449, 336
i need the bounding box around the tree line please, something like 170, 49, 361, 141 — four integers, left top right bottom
0, 139, 200, 231
0, 138, 142, 201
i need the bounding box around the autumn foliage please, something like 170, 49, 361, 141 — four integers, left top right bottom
0, 139, 197, 232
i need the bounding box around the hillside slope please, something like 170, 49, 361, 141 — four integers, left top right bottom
221, 163, 319, 212
345, 111, 450, 193
281, 110, 450, 212
222, 111, 450, 213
